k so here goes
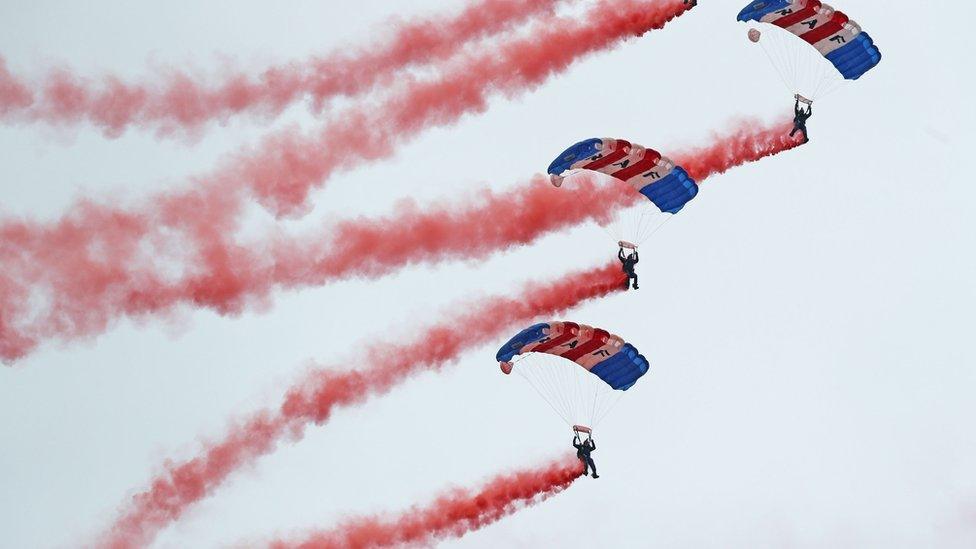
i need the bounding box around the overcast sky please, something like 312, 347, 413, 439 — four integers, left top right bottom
1, 1, 974, 547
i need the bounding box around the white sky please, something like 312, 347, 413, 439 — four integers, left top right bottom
1, 1, 975, 547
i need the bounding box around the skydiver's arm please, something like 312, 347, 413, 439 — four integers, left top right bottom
590, 440, 596, 451
633, 251, 639, 263
807, 105, 812, 116
795, 98, 800, 113
618, 248, 626, 262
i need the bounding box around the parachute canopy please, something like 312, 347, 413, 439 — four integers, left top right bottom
737, 0, 881, 84
496, 321, 650, 431
497, 321, 649, 391
547, 138, 698, 215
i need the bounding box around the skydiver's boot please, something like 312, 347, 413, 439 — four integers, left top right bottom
592, 474, 600, 479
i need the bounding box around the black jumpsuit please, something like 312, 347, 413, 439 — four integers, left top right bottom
619, 248, 639, 290
790, 99, 812, 142
573, 437, 598, 477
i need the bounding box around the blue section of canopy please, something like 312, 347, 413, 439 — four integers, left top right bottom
547, 138, 603, 175
638, 166, 698, 214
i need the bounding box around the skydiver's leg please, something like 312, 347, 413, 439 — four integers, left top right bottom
632, 273, 639, 290
586, 457, 598, 478
790, 126, 799, 137
579, 456, 591, 475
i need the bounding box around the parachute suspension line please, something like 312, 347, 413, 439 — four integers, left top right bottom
767, 27, 794, 86
629, 209, 643, 244
635, 210, 673, 247
808, 62, 845, 101
567, 174, 626, 248
575, 363, 589, 427
550, 357, 577, 425
593, 392, 624, 427
637, 204, 655, 241
791, 29, 808, 88
778, 30, 797, 89
788, 29, 811, 97
758, 32, 794, 95
601, 202, 671, 250
521, 358, 556, 416
514, 353, 624, 430
568, 361, 578, 416
519, 370, 572, 426
807, 56, 829, 100
601, 207, 621, 245
517, 359, 572, 426
578, 357, 615, 429
815, 79, 845, 101
556, 360, 577, 421
631, 206, 651, 244
590, 384, 620, 429
589, 381, 600, 428
538, 357, 571, 424
601, 221, 619, 247
567, 366, 582, 421
797, 44, 820, 98
604, 211, 629, 248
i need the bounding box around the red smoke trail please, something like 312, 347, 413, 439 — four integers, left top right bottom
244, 0, 694, 215
0, 0, 560, 137
266, 456, 584, 549
97, 263, 624, 549
675, 119, 804, 181
0, 57, 32, 114
0, 0, 694, 364
0, 117, 800, 365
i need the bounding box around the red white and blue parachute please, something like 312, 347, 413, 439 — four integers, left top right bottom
547, 138, 698, 215
496, 321, 650, 431
547, 138, 698, 246
737, 1, 881, 99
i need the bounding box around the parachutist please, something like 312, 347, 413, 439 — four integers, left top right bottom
496, 322, 650, 445
619, 247, 639, 290
573, 435, 599, 478
790, 95, 812, 143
